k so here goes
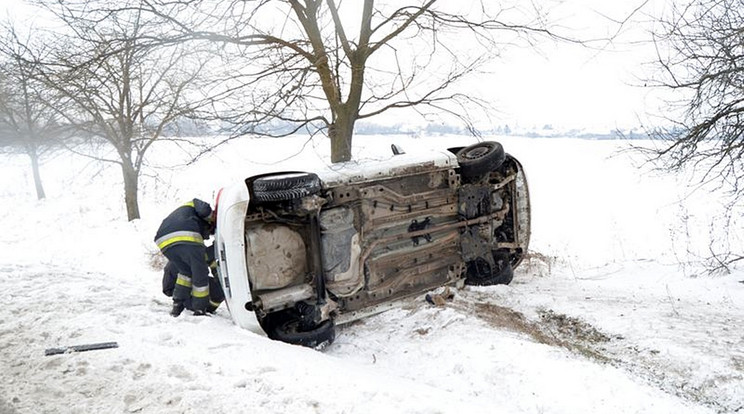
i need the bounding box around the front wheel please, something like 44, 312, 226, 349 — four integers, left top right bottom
464, 251, 513, 286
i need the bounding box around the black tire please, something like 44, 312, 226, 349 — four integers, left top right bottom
263, 311, 336, 348
464, 257, 493, 286
456, 141, 506, 182
490, 250, 514, 285
252, 172, 321, 204
464, 251, 513, 286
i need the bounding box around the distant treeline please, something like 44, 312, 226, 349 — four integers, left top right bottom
0, 118, 652, 148
354, 122, 651, 140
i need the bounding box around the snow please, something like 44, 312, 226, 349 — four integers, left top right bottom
1, 135, 743, 414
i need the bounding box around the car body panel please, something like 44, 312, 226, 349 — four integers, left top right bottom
215, 142, 530, 338
213, 182, 262, 332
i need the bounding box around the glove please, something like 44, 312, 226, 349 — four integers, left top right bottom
170, 301, 185, 317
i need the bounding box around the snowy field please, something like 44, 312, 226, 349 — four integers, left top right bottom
0, 134, 742, 414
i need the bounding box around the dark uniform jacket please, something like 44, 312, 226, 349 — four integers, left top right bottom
154, 198, 214, 313
154, 199, 213, 251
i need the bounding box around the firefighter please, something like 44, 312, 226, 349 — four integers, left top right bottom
154, 198, 215, 317
162, 243, 225, 313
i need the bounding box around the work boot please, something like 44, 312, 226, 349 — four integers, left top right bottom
192, 309, 207, 316
170, 301, 185, 317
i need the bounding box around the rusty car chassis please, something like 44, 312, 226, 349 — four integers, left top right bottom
214, 141, 530, 347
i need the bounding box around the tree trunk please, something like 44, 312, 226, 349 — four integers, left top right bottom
329, 115, 355, 163
27, 146, 46, 200
121, 160, 140, 221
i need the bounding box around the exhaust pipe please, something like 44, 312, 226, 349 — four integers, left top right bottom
254, 284, 314, 313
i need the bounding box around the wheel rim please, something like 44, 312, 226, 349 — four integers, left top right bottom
281, 318, 320, 334
463, 144, 494, 160
282, 320, 303, 334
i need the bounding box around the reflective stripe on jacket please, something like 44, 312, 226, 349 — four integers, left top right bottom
154, 199, 212, 252
155, 231, 204, 250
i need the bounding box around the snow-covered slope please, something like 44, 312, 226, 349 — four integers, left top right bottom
1, 135, 742, 414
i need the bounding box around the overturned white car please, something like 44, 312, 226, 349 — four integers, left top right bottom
214, 141, 530, 347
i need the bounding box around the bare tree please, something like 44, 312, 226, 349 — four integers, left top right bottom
650, 0, 744, 191
136, 0, 564, 162
15, 1, 212, 220
0, 30, 62, 200
649, 0, 744, 271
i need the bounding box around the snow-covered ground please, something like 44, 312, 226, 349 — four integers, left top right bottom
0, 135, 742, 414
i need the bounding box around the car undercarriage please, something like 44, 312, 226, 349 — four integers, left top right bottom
216, 141, 530, 347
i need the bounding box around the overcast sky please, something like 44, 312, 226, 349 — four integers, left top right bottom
2, 0, 669, 132
483, 0, 669, 131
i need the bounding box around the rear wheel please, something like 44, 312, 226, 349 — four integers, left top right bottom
252, 172, 321, 204
262, 309, 336, 348
456, 142, 506, 182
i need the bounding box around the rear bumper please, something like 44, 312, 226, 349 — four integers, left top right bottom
214, 182, 262, 333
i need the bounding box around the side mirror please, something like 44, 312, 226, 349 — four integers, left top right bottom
391, 144, 405, 155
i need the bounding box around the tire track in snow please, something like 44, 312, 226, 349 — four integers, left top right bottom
327, 289, 712, 414
458, 272, 744, 413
